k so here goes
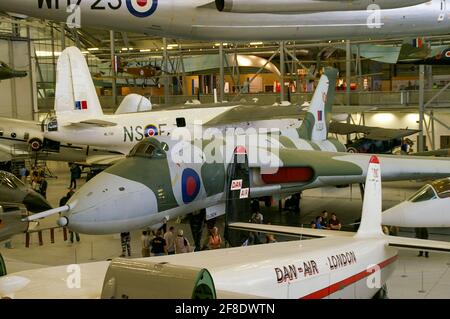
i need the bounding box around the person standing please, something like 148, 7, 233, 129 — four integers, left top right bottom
164, 226, 176, 255
120, 232, 131, 257
415, 228, 429, 258
208, 227, 222, 250
69, 163, 81, 189
175, 229, 191, 254
37, 171, 48, 199
141, 231, 150, 257
150, 230, 167, 256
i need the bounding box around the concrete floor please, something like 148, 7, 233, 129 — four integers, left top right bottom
1, 161, 450, 298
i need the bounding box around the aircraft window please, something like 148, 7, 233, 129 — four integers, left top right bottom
11, 132, 16, 138
431, 178, 450, 199
0, 130, 3, 136
144, 145, 155, 157
129, 141, 167, 158
409, 185, 437, 203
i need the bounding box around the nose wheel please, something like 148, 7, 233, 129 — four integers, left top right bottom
373, 283, 389, 299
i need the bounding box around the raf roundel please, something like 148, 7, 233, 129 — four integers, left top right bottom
126, 0, 158, 18
181, 169, 201, 204
144, 124, 159, 137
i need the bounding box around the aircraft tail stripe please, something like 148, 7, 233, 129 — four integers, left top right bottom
300, 254, 398, 299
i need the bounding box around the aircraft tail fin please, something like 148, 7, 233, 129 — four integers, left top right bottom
297, 67, 338, 142
55, 47, 103, 122
354, 155, 384, 238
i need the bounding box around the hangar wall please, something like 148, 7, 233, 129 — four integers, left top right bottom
0, 39, 36, 120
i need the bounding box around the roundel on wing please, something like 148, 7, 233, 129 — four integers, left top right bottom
181, 168, 201, 204
126, 0, 158, 18
144, 124, 159, 137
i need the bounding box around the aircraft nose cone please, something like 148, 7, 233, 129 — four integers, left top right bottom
64, 172, 158, 234
382, 204, 407, 227
22, 192, 52, 213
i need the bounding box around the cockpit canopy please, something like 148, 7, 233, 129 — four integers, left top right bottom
431, 178, 450, 199
0, 171, 24, 190
128, 138, 168, 159
407, 178, 450, 202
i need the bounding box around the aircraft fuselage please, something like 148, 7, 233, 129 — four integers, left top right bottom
0, 0, 449, 41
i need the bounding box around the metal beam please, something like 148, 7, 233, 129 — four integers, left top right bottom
110, 30, 117, 108
424, 80, 450, 108
219, 43, 224, 102
418, 64, 425, 152
60, 23, 66, 50
346, 40, 351, 106
280, 41, 285, 102
163, 38, 170, 104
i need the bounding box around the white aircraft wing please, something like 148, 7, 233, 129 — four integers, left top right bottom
0, 146, 12, 162
386, 235, 450, 253
0, 144, 29, 161
62, 119, 117, 127
230, 223, 450, 253
228, 222, 354, 238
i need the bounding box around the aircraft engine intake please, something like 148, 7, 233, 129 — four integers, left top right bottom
261, 167, 314, 184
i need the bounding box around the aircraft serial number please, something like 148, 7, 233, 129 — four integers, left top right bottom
38, 0, 124, 11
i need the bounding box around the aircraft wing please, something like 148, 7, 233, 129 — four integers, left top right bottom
0, 146, 13, 162
329, 122, 420, 140
0, 144, 29, 161
386, 235, 450, 253
249, 149, 450, 198
229, 224, 450, 253
62, 119, 117, 127
85, 154, 125, 166
229, 222, 353, 238
203, 104, 304, 127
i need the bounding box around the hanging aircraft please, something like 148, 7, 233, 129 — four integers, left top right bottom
382, 177, 450, 228
0, 61, 27, 81
0, 0, 447, 41
3, 156, 450, 299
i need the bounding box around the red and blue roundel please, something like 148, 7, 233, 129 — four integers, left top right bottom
182, 169, 201, 204
126, 0, 158, 18
144, 124, 159, 137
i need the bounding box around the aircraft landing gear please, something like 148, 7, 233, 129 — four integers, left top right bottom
0, 253, 7, 277
189, 209, 206, 252
373, 284, 389, 299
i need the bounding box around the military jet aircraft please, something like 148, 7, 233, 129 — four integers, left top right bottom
0, 171, 51, 213
382, 177, 450, 228
24, 53, 450, 234
0, 0, 445, 41
3, 156, 450, 299
0, 203, 29, 244
0, 61, 26, 81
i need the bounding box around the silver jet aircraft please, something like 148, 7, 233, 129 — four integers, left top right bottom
0, 0, 449, 41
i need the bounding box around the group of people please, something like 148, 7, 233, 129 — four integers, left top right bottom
120, 226, 195, 258
311, 210, 342, 231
